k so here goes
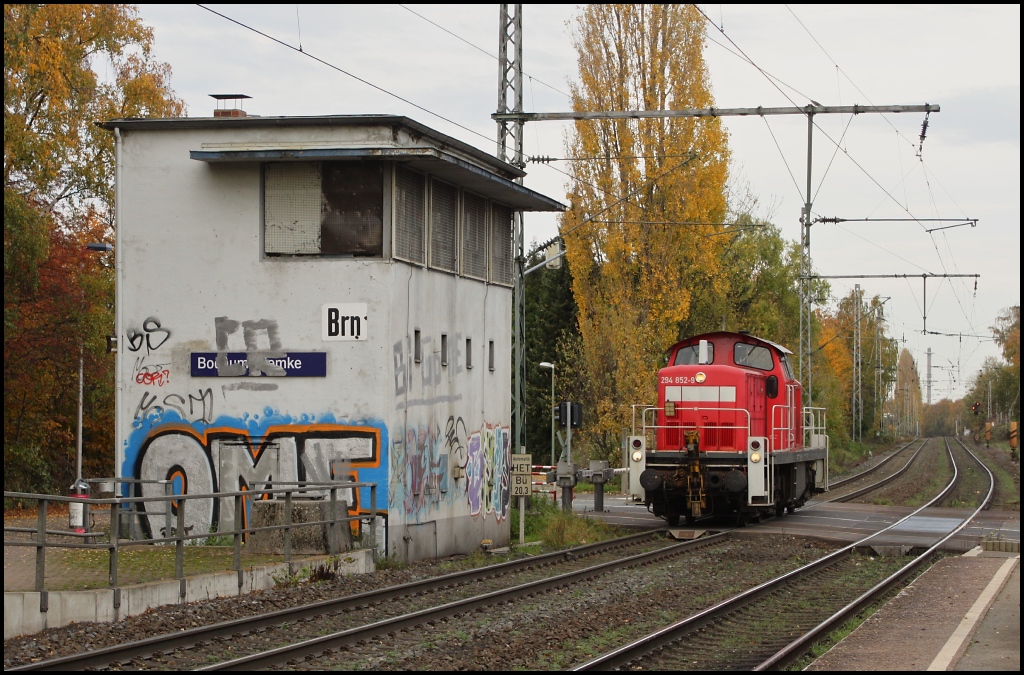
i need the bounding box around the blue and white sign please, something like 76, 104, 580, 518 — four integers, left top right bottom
322, 303, 368, 341
190, 352, 327, 377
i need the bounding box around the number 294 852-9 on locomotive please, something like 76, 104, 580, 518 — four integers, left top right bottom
637, 331, 829, 526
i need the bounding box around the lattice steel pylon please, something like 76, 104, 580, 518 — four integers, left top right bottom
497, 4, 526, 454
799, 113, 814, 405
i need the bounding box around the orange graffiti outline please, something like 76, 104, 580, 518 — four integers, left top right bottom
139, 422, 384, 536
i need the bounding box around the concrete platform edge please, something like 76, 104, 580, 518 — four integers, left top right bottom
3, 550, 374, 640
926, 555, 1019, 671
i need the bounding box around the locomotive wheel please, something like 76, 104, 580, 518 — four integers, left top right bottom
735, 513, 747, 527
667, 513, 681, 526
685, 513, 696, 525
775, 503, 785, 517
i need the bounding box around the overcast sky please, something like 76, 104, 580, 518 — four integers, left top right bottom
136, 4, 1020, 402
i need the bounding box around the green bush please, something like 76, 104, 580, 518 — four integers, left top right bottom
3, 443, 57, 500
511, 494, 622, 549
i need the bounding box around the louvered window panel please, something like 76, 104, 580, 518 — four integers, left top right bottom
462, 192, 488, 280
490, 203, 513, 285
320, 161, 383, 257
394, 166, 426, 264
264, 163, 322, 254
429, 180, 459, 272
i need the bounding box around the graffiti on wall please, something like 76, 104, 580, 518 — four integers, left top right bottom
123, 314, 388, 538
215, 316, 287, 377
123, 313, 512, 540
389, 416, 510, 522
134, 388, 213, 424
126, 316, 171, 354
392, 336, 463, 408
128, 413, 387, 539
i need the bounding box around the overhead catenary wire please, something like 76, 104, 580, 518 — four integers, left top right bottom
398, 4, 571, 99
196, 4, 496, 147
700, 6, 969, 245
780, 3, 982, 333
712, 6, 988, 380
760, 116, 805, 202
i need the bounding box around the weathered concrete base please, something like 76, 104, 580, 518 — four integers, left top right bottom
248, 499, 352, 554
3, 549, 373, 640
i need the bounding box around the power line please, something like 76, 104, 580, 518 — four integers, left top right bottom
784, 4, 921, 155
196, 4, 495, 147
760, 116, 804, 202
530, 153, 701, 163
782, 2, 980, 325
397, 4, 570, 99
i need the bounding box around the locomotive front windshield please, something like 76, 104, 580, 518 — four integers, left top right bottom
733, 343, 773, 371
674, 343, 714, 365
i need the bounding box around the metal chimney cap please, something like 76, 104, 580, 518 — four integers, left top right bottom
209, 94, 252, 100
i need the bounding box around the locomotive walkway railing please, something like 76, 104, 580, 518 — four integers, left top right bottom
639, 404, 752, 450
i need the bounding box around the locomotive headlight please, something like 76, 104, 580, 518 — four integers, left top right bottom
665, 400, 676, 416
750, 452, 762, 464
631, 449, 644, 463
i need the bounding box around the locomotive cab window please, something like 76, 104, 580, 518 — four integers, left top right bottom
674, 343, 714, 365
734, 343, 774, 371
779, 354, 794, 380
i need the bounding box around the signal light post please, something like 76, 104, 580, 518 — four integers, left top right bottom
554, 401, 582, 511
539, 362, 555, 465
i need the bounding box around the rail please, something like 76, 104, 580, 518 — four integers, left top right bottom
9, 530, 670, 671
574, 437, 985, 671
755, 436, 996, 669
822, 438, 924, 501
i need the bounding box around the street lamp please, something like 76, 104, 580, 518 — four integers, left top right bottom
70, 242, 114, 533
538, 362, 555, 465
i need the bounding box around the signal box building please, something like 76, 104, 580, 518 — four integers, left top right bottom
101, 111, 563, 561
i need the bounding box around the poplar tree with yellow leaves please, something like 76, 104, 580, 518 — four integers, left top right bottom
560, 4, 729, 460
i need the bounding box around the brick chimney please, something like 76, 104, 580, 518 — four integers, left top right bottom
210, 94, 251, 118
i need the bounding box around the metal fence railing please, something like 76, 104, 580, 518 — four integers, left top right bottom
4, 480, 381, 614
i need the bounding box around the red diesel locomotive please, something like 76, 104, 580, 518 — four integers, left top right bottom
636, 331, 829, 525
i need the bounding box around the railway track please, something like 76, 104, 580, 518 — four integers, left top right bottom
817, 438, 925, 503
10, 531, 706, 671
574, 437, 996, 671
13, 440, 993, 672
828, 439, 919, 490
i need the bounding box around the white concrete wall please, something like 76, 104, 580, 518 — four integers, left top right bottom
116, 123, 512, 561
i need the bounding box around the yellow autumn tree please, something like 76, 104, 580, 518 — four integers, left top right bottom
561, 4, 729, 460
890, 349, 923, 438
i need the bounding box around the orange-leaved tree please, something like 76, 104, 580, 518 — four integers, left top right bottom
4, 4, 184, 493
560, 4, 729, 461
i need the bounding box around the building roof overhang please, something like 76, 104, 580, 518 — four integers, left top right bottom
98, 114, 565, 212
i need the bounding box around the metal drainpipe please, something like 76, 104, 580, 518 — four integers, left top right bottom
114, 127, 124, 488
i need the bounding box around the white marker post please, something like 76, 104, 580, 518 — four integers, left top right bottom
511, 451, 532, 545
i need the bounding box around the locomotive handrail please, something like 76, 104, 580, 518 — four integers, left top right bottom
770, 403, 796, 451
640, 405, 751, 437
